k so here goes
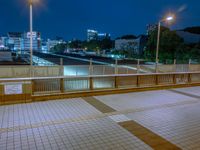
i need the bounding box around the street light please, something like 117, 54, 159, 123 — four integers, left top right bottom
29, 0, 39, 66
155, 15, 174, 72
29, 0, 33, 66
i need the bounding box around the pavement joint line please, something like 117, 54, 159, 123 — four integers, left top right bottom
169, 89, 200, 99
0, 98, 199, 134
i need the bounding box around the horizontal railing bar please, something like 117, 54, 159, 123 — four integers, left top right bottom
0, 64, 199, 67
0, 71, 200, 82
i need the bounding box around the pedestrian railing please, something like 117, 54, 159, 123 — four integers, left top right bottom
0, 64, 200, 78
0, 71, 200, 105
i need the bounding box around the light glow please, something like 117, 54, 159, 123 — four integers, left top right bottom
29, 0, 40, 5
166, 16, 173, 21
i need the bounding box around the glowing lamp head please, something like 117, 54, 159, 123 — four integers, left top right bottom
29, 0, 40, 4
166, 16, 173, 21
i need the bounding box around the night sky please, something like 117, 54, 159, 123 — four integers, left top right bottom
0, 0, 199, 40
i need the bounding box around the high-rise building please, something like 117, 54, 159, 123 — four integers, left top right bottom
7, 32, 23, 51
5, 32, 41, 53
0, 36, 8, 47
115, 35, 147, 55
87, 29, 111, 41
87, 29, 98, 41
0, 38, 4, 50
97, 33, 111, 41
47, 39, 66, 51
0, 37, 9, 50
0, 37, 9, 48
23, 32, 41, 52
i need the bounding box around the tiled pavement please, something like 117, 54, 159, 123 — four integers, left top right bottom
94, 90, 198, 112
1, 86, 200, 150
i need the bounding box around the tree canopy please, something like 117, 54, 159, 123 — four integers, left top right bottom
116, 35, 137, 40
51, 39, 114, 53
50, 43, 67, 53
145, 27, 183, 62
145, 26, 200, 63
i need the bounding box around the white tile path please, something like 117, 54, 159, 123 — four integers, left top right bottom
95, 89, 198, 112
172, 86, 200, 97
0, 86, 200, 150
0, 117, 152, 150
126, 102, 200, 150
0, 98, 101, 128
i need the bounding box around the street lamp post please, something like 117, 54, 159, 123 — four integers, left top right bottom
155, 16, 174, 72
29, 0, 33, 66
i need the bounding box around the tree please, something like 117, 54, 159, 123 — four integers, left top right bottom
68, 40, 83, 49
112, 49, 133, 58
50, 43, 67, 53
82, 40, 100, 50
116, 35, 137, 40
100, 39, 114, 50
175, 42, 200, 62
82, 39, 114, 51
145, 27, 184, 62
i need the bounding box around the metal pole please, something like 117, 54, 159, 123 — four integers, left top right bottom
60, 58, 63, 76
156, 21, 161, 73
30, 1, 33, 66
115, 59, 118, 74
189, 59, 191, 72
174, 59, 176, 72
174, 59, 176, 65
89, 58, 93, 75
137, 59, 140, 73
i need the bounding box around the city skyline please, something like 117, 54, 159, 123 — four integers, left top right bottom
0, 0, 200, 40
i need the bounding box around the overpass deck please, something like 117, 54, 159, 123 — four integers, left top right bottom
0, 86, 200, 150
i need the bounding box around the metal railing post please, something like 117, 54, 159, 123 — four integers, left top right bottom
103, 65, 106, 75
137, 75, 140, 87
189, 59, 191, 72
31, 79, 34, 96
30, 65, 34, 77
188, 73, 192, 84
60, 58, 64, 76
60, 78, 64, 93
126, 68, 129, 74
89, 77, 93, 90
115, 76, 118, 88
137, 59, 140, 74
174, 59, 176, 72
11, 66, 15, 77
173, 74, 176, 84
89, 58, 93, 75
115, 59, 118, 74
155, 62, 159, 73
174, 59, 176, 65
155, 75, 159, 85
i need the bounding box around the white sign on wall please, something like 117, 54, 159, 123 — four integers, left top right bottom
4, 83, 23, 95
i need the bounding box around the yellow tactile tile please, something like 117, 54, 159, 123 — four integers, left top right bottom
82, 96, 115, 113
119, 121, 182, 150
